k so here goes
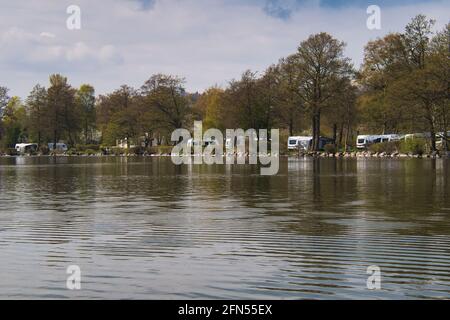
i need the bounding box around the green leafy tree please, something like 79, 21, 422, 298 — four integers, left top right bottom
272, 55, 305, 136
193, 87, 227, 130
1, 97, 27, 148
96, 85, 137, 147
26, 84, 47, 146
76, 84, 96, 144
140, 74, 191, 145
0, 86, 11, 144
46, 74, 78, 147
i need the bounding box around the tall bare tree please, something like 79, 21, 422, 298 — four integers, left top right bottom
295, 33, 353, 151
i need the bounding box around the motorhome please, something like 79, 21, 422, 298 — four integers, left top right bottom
357, 134, 402, 149
15, 143, 38, 155
373, 134, 403, 144
288, 136, 334, 151
357, 135, 376, 149
48, 143, 68, 152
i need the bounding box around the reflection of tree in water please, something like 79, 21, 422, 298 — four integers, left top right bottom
1, 156, 450, 298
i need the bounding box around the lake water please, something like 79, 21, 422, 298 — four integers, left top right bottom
0, 156, 449, 299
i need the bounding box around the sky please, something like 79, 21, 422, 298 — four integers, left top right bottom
0, 0, 448, 98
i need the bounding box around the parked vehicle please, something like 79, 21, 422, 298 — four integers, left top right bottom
48, 143, 68, 152
437, 131, 450, 150
357, 135, 376, 149
372, 134, 403, 144
288, 136, 334, 151
288, 136, 312, 150
357, 134, 402, 149
15, 143, 38, 155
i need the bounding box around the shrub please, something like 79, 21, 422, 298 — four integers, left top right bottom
6, 148, 18, 156
110, 147, 126, 156
84, 149, 98, 155
148, 146, 173, 155
324, 144, 336, 154
368, 141, 399, 155
368, 143, 382, 154
400, 138, 426, 155
279, 130, 290, 155
75, 144, 100, 152
159, 146, 174, 155
67, 148, 78, 156
130, 146, 145, 155
39, 145, 50, 155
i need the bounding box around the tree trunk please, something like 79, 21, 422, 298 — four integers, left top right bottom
312, 112, 321, 151
85, 119, 88, 144
338, 123, 344, 149
344, 126, 352, 152
332, 123, 338, 145
311, 115, 316, 152
429, 121, 437, 152
53, 129, 57, 155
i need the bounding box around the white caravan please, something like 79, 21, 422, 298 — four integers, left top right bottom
48, 143, 68, 152
357, 134, 402, 149
288, 136, 312, 150
15, 143, 38, 154
372, 134, 403, 144
357, 135, 376, 149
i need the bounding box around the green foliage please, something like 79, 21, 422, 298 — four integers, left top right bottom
84, 149, 99, 155
147, 146, 173, 155
358, 16, 448, 150
5, 148, 18, 156
46, 74, 78, 147
0, 16, 447, 157
76, 84, 96, 144
129, 146, 145, 155
75, 144, 100, 152
102, 122, 121, 147
368, 141, 399, 154
400, 138, 427, 155
278, 130, 290, 155
0, 86, 10, 115
194, 87, 226, 130
0, 97, 28, 148
26, 84, 47, 145
324, 144, 337, 154
110, 147, 126, 156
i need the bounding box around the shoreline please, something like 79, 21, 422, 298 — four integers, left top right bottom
1, 151, 449, 159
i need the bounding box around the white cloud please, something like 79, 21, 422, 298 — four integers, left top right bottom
0, 0, 448, 98
40, 32, 56, 39
0, 26, 122, 67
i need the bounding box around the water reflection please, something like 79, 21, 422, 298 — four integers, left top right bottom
0, 156, 449, 299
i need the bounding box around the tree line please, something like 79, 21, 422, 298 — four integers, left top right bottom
0, 14, 448, 153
